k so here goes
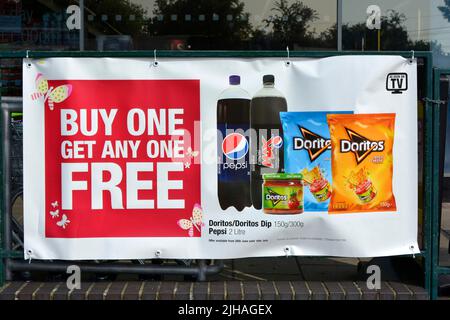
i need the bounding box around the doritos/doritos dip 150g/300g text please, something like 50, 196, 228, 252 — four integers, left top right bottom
327, 113, 397, 213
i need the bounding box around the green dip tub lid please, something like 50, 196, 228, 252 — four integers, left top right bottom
263, 173, 303, 180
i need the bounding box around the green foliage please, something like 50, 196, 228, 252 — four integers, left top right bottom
263, 0, 318, 48
438, 0, 450, 21
149, 0, 252, 49
85, 0, 147, 35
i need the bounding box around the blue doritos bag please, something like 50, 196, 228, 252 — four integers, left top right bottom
280, 111, 352, 212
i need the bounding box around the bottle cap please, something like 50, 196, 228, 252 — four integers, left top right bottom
229, 75, 240, 85
263, 74, 275, 85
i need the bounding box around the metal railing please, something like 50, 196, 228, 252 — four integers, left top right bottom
431, 69, 450, 299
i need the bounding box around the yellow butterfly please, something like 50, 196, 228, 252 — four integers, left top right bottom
177, 204, 203, 237
31, 73, 72, 110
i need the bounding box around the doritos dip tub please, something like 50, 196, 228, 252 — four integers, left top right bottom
262, 173, 304, 215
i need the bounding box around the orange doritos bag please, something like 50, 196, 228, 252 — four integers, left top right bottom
327, 113, 396, 213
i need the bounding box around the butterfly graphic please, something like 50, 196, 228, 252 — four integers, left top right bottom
177, 204, 203, 237
51, 201, 58, 208
186, 147, 199, 158
184, 147, 199, 169
50, 209, 59, 218
31, 73, 72, 110
56, 214, 70, 229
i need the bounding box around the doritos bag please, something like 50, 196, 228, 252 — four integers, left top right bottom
327, 113, 397, 213
280, 111, 352, 211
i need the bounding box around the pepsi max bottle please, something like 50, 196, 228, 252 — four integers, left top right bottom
217, 75, 251, 211
250, 75, 287, 210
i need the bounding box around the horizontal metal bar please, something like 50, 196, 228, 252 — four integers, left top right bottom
1, 97, 22, 113
0, 50, 432, 59
306, 252, 425, 259
436, 69, 450, 76
9, 259, 223, 276
436, 266, 450, 275
0, 250, 22, 259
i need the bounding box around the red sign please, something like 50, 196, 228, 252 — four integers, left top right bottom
44, 80, 201, 238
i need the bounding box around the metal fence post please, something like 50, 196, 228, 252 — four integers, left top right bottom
423, 57, 434, 296
0, 87, 4, 287
197, 260, 207, 281
430, 69, 450, 299
431, 69, 444, 300
1, 103, 12, 282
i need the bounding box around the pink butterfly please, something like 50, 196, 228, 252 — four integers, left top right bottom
177, 203, 203, 237
31, 73, 72, 110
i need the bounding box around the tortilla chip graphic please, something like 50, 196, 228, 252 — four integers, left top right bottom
301, 166, 331, 203
301, 166, 323, 185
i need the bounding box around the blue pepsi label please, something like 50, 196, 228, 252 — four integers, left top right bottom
217, 124, 250, 182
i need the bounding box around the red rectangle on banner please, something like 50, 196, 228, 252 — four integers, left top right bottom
44, 80, 201, 238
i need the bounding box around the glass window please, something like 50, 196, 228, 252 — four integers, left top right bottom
83, 0, 337, 50
433, 0, 450, 68
342, 0, 431, 51
0, 0, 80, 96
341, 0, 450, 68
0, 0, 448, 56
0, 0, 80, 51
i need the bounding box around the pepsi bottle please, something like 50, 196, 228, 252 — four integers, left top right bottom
250, 75, 287, 210
217, 75, 252, 211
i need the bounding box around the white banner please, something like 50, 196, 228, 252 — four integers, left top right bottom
23, 55, 419, 260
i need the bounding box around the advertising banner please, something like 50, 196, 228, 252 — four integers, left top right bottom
23, 56, 419, 260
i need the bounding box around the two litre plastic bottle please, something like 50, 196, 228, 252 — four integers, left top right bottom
250, 75, 288, 210
217, 75, 252, 211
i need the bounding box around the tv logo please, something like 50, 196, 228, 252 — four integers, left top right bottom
386, 73, 408, 94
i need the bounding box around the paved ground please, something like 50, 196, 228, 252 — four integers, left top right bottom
214, 257, 404, 282
0, 279, 429, 300
0, 255, 432, 300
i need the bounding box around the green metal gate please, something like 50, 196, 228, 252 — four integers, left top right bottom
431, 68, 450, 299
0, 50, 438, 297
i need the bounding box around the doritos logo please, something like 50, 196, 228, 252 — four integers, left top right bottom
340, 128, 385, 164
265, 189, 287, 206
293, 126, 331, 162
